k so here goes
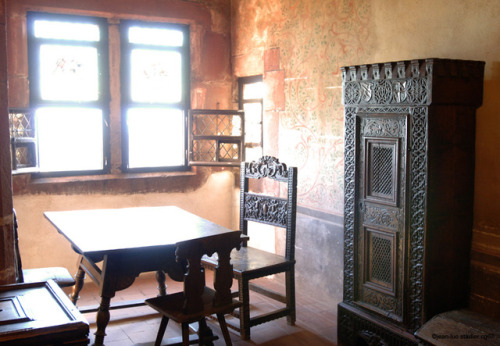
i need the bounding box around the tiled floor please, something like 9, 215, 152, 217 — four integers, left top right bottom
64, 272, 338, 345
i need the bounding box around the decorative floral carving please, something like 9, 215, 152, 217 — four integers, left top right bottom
245, 156, 289, 181
339, 59, 487, 108
364, 205, 401, 230
345, 81, 361, 104
363, 286, 401, 317
393, 80, 408, 103
363, 117, 403, 137
343, 108, 356, 302
407, 78, 428, 104
361, 82, 373, 102
374, 80, 393, 104
407, 106, 427, 331
243, 193, 288, 227
343, 77, 428, 106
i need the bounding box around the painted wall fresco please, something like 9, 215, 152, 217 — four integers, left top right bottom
233, 0, 500, 316
233, 0, 374, 215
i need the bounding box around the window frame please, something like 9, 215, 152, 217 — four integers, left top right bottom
26, 12, 111, 177
119, 20, 191, 173
21, 12, 246, 178
188, 109, 245, 166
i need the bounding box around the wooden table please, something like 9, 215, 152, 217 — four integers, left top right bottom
44, 206, 238, 346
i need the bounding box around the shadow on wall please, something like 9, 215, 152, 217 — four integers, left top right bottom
294, 212, 344, 305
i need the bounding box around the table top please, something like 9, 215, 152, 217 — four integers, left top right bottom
44, 206, 236, 256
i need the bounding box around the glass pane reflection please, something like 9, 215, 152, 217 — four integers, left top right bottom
40, 44, 99, 101
130, 49, 182, 103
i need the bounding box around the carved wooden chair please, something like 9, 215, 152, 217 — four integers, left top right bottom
13, 210, 75, 288
202, 156, 298, 340
145, 231, 243, 346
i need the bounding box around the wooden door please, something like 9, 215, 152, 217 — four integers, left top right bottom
354, 112, 408, 324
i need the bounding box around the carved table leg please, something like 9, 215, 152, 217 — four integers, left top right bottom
70, 265, 86, 305
156, 270, 166, 296
93, 296, 111, 346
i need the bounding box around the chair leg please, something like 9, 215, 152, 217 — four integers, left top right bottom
238, 277, 251, 340
286, 268, 296, 325
181, 322, 190, 346
154, 316, 169, 346
197, 320, 205, 346
217, 313, 232, 346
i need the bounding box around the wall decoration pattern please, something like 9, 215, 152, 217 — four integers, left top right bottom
233, 0, 374, 214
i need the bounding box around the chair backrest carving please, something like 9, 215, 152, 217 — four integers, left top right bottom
240, 156, 298, 261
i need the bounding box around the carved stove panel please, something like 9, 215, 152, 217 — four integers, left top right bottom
338, 59, 484, 346
355, 113, 407, 322
365, 228, 396, 294
365, 138, 399, 206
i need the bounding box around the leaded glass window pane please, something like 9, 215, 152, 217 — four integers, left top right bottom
36, 107, 103, 172
127, 108, 185, 168
219, 141, 241, 161
39, 44, 99, 101
130, 49, 182, 103
129, 26, 183, 46
189, 109, 244, 166
192, 113, 242, 137
9, 110, 34, 138
34, 20, 100, 41
193, 140, 216, 162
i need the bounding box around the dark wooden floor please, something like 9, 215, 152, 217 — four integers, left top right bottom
64, 272, 338, 345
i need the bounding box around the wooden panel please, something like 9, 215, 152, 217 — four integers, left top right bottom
0, 280, 88, 345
